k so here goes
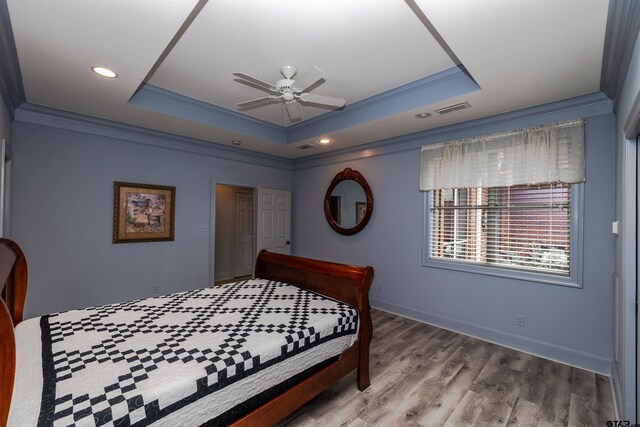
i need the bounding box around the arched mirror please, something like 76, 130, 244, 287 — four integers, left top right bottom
324, 168, 373, 235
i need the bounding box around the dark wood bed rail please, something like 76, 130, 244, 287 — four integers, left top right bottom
0, 239, 28, 427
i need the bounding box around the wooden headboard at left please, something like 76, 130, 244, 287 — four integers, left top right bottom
0, 238, 28, 426
0, 239, 28, 326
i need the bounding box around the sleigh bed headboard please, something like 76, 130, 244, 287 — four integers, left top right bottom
0, 239, 28, 426
255, 250, 373, 312
254, 249, 374, 392
0, 239, 28, 325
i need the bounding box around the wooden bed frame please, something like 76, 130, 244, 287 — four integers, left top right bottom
0, 240, 373, 427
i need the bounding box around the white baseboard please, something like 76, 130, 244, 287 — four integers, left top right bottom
371, 298, 613, 375
610, 362, 623, 420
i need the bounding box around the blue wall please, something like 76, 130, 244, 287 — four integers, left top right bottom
614, 28, 640, 421
292, 94, 616, 374
10, 93, 618, 378
11, 107, 292, 318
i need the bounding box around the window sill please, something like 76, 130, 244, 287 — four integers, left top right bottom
423, 258, 582, 288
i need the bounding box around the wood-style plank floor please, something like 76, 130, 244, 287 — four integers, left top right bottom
279, 309, 615, 427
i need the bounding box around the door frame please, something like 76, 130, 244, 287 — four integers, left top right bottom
636, 133, 639, 424
210, 180, 258, 286
623, 88, 640, 422
0, 139, 12, 238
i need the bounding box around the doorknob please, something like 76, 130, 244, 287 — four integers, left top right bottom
286, 241, 290, 245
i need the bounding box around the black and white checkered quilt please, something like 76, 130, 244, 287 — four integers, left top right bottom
8, 279, 359, 426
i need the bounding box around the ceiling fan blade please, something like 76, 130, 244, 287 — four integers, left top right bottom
237, 96, 279, 107
233, 72, 278, 92
285, 101, 302, 121
292, 67, 325, 93
299, 93, 346, 108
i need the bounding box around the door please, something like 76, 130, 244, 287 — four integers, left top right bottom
234, 191, 254, 277
0, 139, 11, 238
257, 188, 291, 255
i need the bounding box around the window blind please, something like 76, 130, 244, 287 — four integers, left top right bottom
420, 120, 585, 191
429, 182, 570, 275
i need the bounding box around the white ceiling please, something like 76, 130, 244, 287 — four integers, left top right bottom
7, 0, 609, 159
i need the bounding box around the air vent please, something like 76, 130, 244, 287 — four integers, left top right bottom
297, 144, 316, 150
434, 101, 471, 115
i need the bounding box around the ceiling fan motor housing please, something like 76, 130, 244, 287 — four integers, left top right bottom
276, 78, 295, 92
276, 78, 297, 101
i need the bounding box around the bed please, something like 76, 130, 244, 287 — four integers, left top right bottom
0, 239, 374, 426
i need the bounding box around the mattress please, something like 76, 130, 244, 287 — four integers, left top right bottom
8, 279, 359, 426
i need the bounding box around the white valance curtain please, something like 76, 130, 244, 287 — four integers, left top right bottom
419, 119, 585, 191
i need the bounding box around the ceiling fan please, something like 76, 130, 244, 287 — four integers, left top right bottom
233, 65, 346, 122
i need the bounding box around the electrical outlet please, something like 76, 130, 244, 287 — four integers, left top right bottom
153, 285, 160, 295
374, 284, 382, 293
516, 315, 525, 327
199, 224, 209, 233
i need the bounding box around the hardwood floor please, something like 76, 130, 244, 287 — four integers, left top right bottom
279, 309, 615, 427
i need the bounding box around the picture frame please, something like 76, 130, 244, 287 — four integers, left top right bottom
113, 181, 175, 243
356, 201, 367, 225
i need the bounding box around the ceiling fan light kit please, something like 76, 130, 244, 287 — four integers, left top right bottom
279, 65, 296, 79
234, 65, 346, 122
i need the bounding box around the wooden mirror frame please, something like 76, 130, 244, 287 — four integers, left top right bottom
324, 168, 373, 236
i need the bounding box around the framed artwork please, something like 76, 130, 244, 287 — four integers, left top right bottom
113, 182, 175, 243
356, 202, 367, 225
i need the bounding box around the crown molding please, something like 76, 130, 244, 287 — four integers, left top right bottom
129, 66, 478, 148
130, 84, 287, 145
15, 103, 293, 171
600, 0, 640, 109
293, 92, 613, 170
14, 91, 611, 173
285, 66, 479, 144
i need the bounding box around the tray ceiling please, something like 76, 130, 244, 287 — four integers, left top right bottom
7, 0, 608, 158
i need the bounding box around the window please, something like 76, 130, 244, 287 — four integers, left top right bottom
420, 119, 585, 286
429, 181, 572, 277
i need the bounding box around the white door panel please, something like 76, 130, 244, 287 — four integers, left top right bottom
257, 188, 291, 255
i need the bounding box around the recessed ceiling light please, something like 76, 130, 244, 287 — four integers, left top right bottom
319, 138, 331, 144
232, 140, 242, 146
415, 112, 431, 119
91, 66, 117, 78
